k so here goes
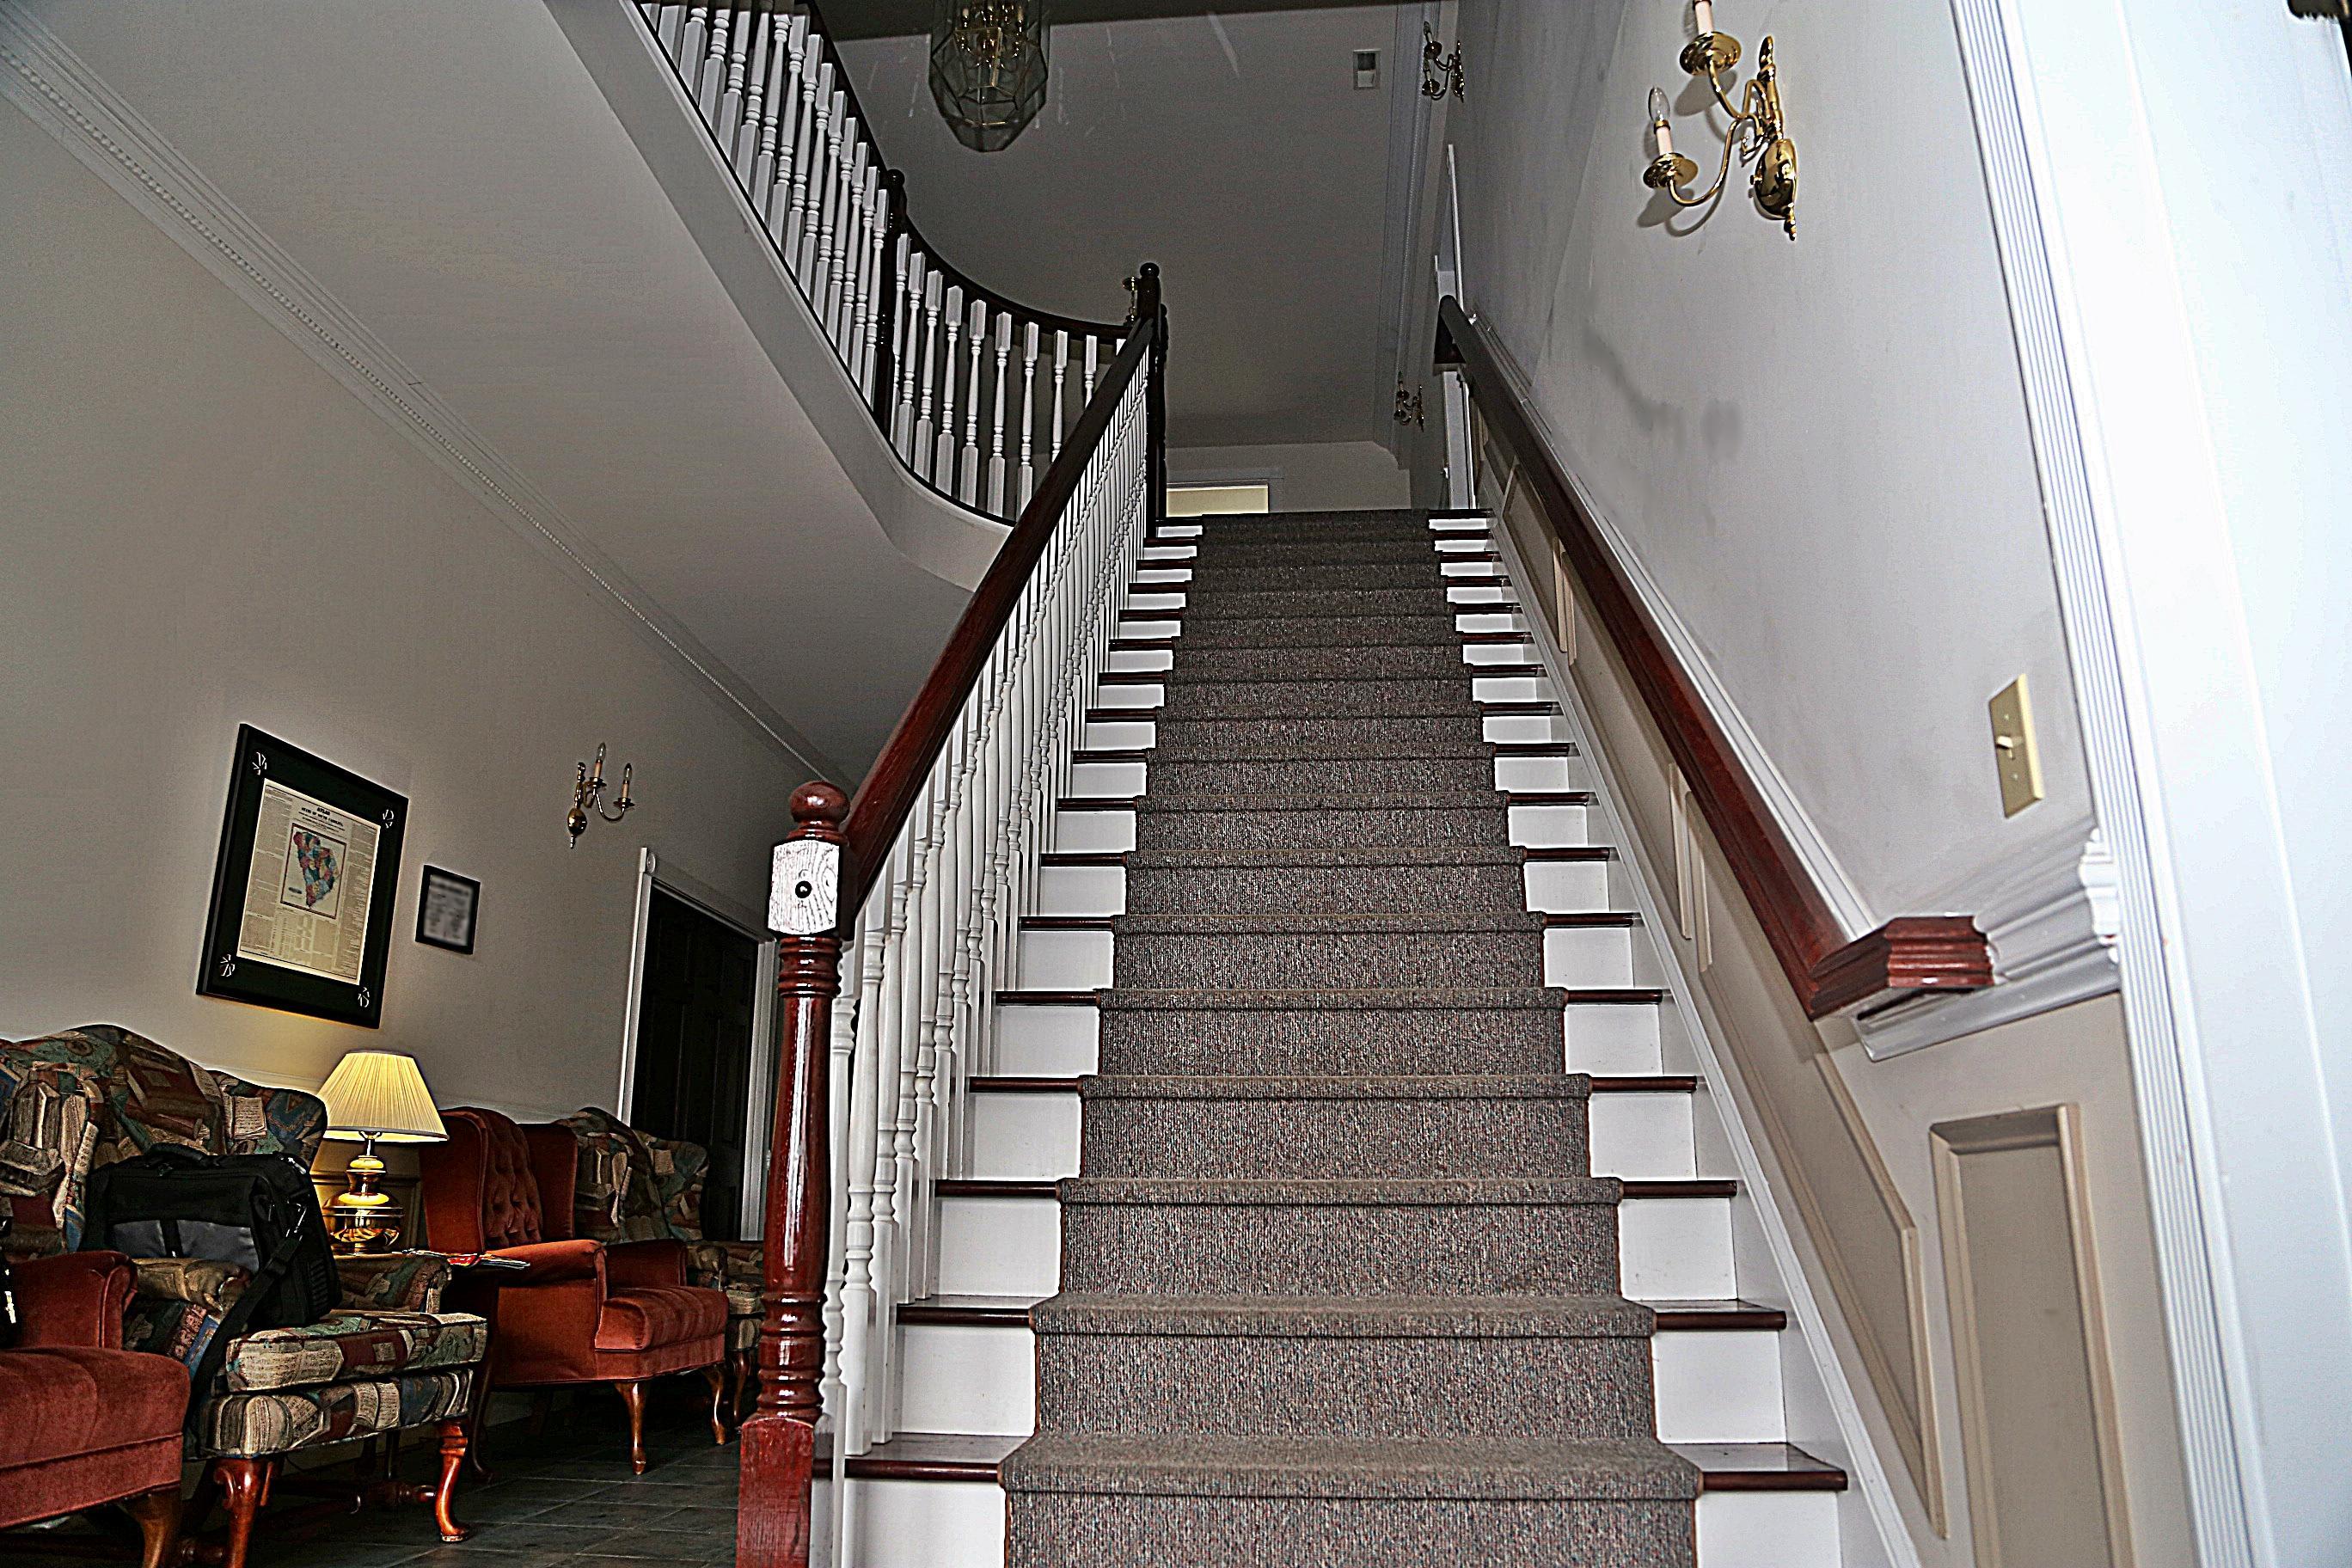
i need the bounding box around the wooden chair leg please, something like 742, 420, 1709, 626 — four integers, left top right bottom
616, 1379, 650, 1474
703, 1362, 731, 1446
213, 1459, 269, 1568
122, 1484, 184, 1568
429, 1418, 472, 1542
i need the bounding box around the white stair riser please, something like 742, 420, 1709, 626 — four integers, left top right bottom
934, 1196, 1060, 1297
837, 1478, 1006, 1568
1157, 523, 1204, 537
1653, 1330, 1785, 1442
1565, 1003, 1663, 1075
1069, 756, 1576, 799
1125, 591, 1185, 613
1484, 711, 1573, 744
992, 1003, 1098, 1076
1546, 926, 1633, 986
1464, 642, 1540, 667
970, 1093, 1082, 1180
1527, 859, 1613, 912
1035, 864, 1124, 918
1069, 760, 1147, 798
1589, 1093, 1698, 1181
1457, 610, 1529, 635
836, 1483, 1841, 1568
1015, 929, 1112, 989
1091, 683, 1162, 710
1140, 545, 1196, 562
1106, 648, 1173, 674
897, 1323, 1036, 1436
889, 1321, 1785, 1448
1620, 1196, 1736, 1299
1132, 567, 1192, 586
1695, 1490, 1841, 1568
967, 1090, 1698, 1186
932, 1193, 1731, 1304
1494, 754, 1575, 792
1509, 802, 1588, 848
1084, 718, 1156, 750
1477, 674, 1555, 703
1116, 618, 1181, 640
1052, 809, 1135, 854
1448, 584, 1514, 606
1441, 560, 1504, 579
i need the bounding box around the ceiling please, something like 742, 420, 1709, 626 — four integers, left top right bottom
26, 0, 974, 775
835, 3, 1418, 449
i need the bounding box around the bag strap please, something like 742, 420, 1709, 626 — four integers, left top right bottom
183, 1184, 312, 1428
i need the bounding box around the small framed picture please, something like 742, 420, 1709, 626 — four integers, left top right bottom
416, 866, 481, 955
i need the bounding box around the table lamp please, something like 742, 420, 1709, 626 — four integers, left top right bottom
318, 1050, 447, 1253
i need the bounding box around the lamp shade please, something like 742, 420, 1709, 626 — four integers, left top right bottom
318, 1050, 447, 1143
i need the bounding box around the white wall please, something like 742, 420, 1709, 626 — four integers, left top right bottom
0, 101, 796, 1119
1167, 441, 1410, 513
1447, 0, 2092, 924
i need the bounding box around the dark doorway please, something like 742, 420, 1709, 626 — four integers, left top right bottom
629, 889, 761, 1240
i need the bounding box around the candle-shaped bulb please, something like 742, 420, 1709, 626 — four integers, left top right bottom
1649, 87, 1675, 161
1649, 86, 1669, 125
616, 763, 633, 808
1694, 0, 1715, 35
589, 743, 606, 785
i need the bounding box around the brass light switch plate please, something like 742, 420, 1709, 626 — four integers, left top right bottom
1988, 676, 2044, 818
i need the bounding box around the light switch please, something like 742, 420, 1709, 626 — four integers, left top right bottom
1988, 676, 2044, 818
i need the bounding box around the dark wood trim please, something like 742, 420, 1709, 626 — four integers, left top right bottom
1554, 987, 1667, 1005
1040, 851, 1128, 867
1678, 1442, 1852, 1492
1086, 706, 1164, 723
994, 989, 1101, 1006
971, 1075, 1085, 1093
1541, 912, 1642, 928
1522, 847, 1616, 863
1074, 749, 1154, 763
938, 1179, 1059, 1199
899, 1295, 1038, 1326
1622, 1179, 1739, 1199
1057, 797, 1141, 812
1505, 791, 1596, 805
1491, 741, 1577, 755
841, 309, 1160, 916
1020, 916, 1116, 931
1588, 1075, 1701, 1093
1651, 1301, 1790, 1332
1440, 297, 1992, 1019
1477, 701, 1561, 715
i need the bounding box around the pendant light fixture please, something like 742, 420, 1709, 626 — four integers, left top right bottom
930, 0, 1050, 152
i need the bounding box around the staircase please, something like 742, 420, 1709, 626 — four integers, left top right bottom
830, 510, 1852, 1566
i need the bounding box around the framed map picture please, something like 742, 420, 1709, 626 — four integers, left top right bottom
416, 866, 480, 954
198, 725, 406, 1026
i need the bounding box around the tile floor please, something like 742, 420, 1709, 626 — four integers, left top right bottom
4, 1390, 738, 1567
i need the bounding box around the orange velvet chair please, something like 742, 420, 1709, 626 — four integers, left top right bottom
0, 1253, 188, 1566
416, 1108, 729, 1473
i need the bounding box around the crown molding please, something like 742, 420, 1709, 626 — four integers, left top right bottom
0, 2, 841, 781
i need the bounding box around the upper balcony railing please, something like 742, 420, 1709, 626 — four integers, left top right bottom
638, 2, 1132, 524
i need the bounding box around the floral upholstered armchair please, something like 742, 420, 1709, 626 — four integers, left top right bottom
0, 1026, 487, 1568
550, 1107, 764, 1416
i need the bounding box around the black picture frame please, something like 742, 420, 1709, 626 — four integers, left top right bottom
196, 725, 406, 1027
415, 865, 481, 955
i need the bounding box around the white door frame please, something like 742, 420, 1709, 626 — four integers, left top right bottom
618, 846, 780, 1239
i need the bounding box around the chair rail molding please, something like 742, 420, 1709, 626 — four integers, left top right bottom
1854, 823, 2120, 1060
0, 1, 837, 780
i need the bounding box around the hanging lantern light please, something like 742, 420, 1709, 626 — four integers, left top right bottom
930, 0, 1050, 153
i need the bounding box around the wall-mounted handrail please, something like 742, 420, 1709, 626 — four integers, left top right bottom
741, 271, 1165, 1568
638, 2, 1129, 523
1437, 296, 1991, 1018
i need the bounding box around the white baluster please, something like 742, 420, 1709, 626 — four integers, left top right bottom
857, 165, 887, 401
1050, 328, 1070, 462
1084, 334, 1101, 403
935, 285, 965, 486
695, 2, 732, 120
914, 271, 944, 483
810, 86, 848, 310
960, 297, 988, 505
893, 244, 924, 458
989, 313, 1013, 517
751, 14, 791, 210
732, 9, 771, 175
829, 135, 867, 352
678, 2, 711, 83
716, 3, 754, 152
652, 3, 689, 62
766, 17, 810, 242
794, 62, 835, 285
1018, 320, 1040, 508
818, 917, 861, 1431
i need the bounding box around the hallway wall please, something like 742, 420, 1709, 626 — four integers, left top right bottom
1167, 441, 1410, 512
0, 101, 796, 1120
1444, 0, 2091, 928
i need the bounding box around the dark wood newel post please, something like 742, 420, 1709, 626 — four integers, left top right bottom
739, 780, 848, 1568
1136, 260, 1168, 530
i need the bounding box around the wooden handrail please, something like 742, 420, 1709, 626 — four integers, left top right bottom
840, 266, 1163, 916
1437, 297, 1991, 1018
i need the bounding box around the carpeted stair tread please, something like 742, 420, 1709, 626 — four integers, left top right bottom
1146, 716, 1493, 758
1121, 842, 1526, 868
1080, 1073, 1588, 1101
1097, 984, 1566, 1013
1112, 909, 1542, 936
1003, 1433, 1699, 1502
1032, 1292, 1654, 1338
1134, 788, 1510, 814
1059, 1174, 1621, 1206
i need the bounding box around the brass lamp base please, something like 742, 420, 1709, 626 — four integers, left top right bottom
1754, 136, 1798, 236
330, 1148, 403, 1254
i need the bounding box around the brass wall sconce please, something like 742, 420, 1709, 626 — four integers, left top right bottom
1422, 23, 1464, 101
567, 742, 634, 846
1642, 2, 1798, 238
1394, 378, 1425, 428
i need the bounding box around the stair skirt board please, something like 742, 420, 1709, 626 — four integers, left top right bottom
849, 511, 1841, 1568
